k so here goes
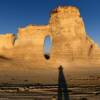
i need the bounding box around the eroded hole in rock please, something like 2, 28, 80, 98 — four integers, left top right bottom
44, 54, 50, 60
44, 35, 52, 60
88, 44, 93, 56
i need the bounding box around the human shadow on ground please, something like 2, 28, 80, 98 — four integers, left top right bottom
58, 65, 70, 100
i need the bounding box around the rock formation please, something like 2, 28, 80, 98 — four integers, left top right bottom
0, 6, 100, 84
0, 34, 15, 49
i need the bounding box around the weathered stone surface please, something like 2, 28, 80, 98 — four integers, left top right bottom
49, 6, 100, 62
0, 6, 100, 84
0, 33, 15, 49
15, 25, 50, 46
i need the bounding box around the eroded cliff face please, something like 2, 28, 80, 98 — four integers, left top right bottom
49, 6, 100, 62
0, 34, 15, 49
0, 6, 99, 59
0, 6, 100, 84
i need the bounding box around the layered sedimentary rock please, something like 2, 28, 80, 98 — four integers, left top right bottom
0, 6, 100, 84
51, 7, 100, 65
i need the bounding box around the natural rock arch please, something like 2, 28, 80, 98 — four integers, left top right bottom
43, 35, 52, 60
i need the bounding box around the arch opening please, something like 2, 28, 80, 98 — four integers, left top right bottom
43, 35, 52, 60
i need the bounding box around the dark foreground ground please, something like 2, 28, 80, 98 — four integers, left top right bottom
0, 84, 100, 100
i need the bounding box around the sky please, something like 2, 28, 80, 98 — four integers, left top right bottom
0, 0, 100, 46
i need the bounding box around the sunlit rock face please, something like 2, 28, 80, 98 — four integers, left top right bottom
0, 6, 100, 84
0, 34, 15, 49
49, 6, 100, 63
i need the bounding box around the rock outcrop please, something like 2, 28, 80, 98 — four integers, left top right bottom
0, 6, 100, 84
0, 6, 99, 59
0, 33, 15, 49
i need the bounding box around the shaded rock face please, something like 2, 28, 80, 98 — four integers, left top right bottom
0, 6, 100, 84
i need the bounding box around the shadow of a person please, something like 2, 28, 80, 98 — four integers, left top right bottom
58, 65, 70, 100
